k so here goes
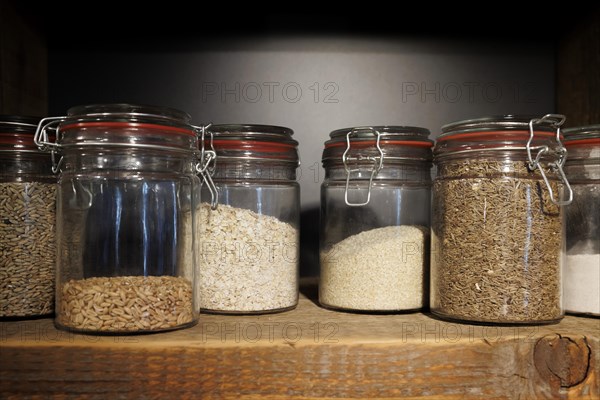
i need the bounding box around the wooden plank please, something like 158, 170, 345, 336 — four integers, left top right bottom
0, 283, 598, 399
557, 12, 600, 127
0, 1, 48, 116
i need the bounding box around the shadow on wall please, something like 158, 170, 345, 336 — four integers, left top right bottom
300, 207, 320, 277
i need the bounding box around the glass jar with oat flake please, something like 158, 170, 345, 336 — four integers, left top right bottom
198, 124, 300, 314
0, 116, 56, 319
562, 125, 600, 316
319, 126, 433, 312
431, 114, 572, 325
35, 104, 202, 334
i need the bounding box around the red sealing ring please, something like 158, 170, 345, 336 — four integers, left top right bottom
0, 133, 38, 146
436, 130, 559, 142
208, 139, 297, 153
325, 140, 433, 149
0, 132, 35, 146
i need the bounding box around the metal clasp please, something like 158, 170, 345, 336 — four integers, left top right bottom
527, 114, 572, 206
193, 123, 219, 209
342, 127, 384, 207
34, 116, 66, 173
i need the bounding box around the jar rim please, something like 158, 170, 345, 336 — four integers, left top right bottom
322, 125, 433, 164
440, 115, 557, 137
563, 124, 600, 143
40, 104, 199, 153
0, 116, 47, 152
205, 124, 299, 165
66, 104, 191, 125
208, 124, 297, 143
434, 115, 566, 159
0, 115, 42, 133
328, 125, 431, 141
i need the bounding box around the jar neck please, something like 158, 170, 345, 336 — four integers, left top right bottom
565, 145, 600, 162
565, 146, 600, 181
324, 161, 432, 183
207, 124, 299, 166
212, 160, 297, 182
58, 125, 197, 152
323, 145, 432, 166
59, 149, 196, 174
435, 156, 560, 180
0, 152, 54, 181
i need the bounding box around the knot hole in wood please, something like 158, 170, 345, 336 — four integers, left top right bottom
533, 333, 592, 389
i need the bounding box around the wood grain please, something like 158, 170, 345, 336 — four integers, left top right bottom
1, 283, 598, 399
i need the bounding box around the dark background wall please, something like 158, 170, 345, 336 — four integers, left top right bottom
2, 2, 599, 275
48, 39, 556, 208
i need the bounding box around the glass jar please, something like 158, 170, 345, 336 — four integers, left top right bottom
198, 124, 300, 314
563, 125, 600, 316
0, 116, 56, 319
35, 104, 201, 333
431, 114, 572, 324
319, 126, 433, 312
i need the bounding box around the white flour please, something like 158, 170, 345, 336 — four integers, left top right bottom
564, 253, 600, 315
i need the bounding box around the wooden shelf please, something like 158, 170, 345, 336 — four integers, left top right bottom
1, 282, 598, 399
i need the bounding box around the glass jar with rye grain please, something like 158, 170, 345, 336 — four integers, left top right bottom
562, 125, 600, 316
431, 115, 572, 324
35, 104, 202, 333
198, 124, 300, 314
1, 116, 56, 319
319, 126, 433, 312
